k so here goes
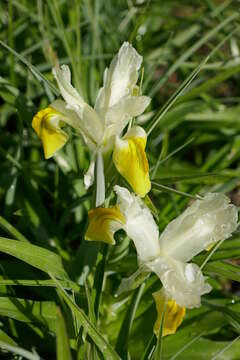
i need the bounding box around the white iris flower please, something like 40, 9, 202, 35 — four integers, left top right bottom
32, 42, 151, 204
85, 186, 238, 334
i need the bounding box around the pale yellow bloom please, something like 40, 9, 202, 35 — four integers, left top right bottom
153, 289, 185, 337
32, 42, 151, 203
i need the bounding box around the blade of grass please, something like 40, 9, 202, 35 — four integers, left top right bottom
176, 64, 240, 104
0, 216, 29, 243
169, 332, 205, 360
92, 244, 107, 320
147, 23, 240, 135
49, 273, 121, 360
0, 40, 58, 96
211, 336, 240, 360
149, 11, 239, 97
153, 302, 166, 360
0, 341, 41, 360
152, 182, 202, 200
0, 237, 68, 280
0, 279, 79, 291
151, 137, 195, 178
56, 307, 72, 360
115, 283, 145, 359
140, 334, 156, 360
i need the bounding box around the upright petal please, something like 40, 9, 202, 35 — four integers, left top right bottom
52, 65, 84, 111
32, 106, 68, 159
159, 193, 238, 263
95, 42, 151, 140
149, 256, 211, 308
153, 289, 185, 336
95, 42, 142, 110
52, 67, 104, 146
113, 126, 151, 197
114, 186, 160, 261
85, 206, 125, 245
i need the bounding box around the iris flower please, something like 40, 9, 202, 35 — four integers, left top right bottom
85, 186, 238, 335
32, 42, 151, 204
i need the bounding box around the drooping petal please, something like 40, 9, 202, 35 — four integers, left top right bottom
153, 289, 185, 337
85, 206, 125, 245
113, 126, 151, 197
32, 106, 68, 159
114, 186, 160, 262
149, 255, 211, 308
159, 193, 238, 263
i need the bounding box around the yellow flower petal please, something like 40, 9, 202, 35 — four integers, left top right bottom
153, 290, 185, 337
32, 106, 68, 159
85, 206, 125, 245
113, 126, 151, 197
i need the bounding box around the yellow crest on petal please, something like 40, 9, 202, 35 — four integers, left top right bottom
153, 290, 185, 337
113, 126, 151, 197
85, 206, 125, 245
32, 106, 68, 159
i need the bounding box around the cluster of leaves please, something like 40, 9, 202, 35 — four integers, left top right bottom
0, 0, 240, 359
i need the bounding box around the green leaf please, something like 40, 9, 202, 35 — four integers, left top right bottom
115, 283, 145, 359
0, 341, 41, 360
0, 215, 29, 242
0, 329, 17, 346
0, 40, 58, 96
177, 64, 240, 104
0, 297, 56, 331
0, 279, 80, 291
49, 273, 121, 360
0, 237, 68, 280
203, 261, 240, 283
56, 307, 72, 360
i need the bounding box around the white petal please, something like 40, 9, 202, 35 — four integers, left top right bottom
159, 193, 238, 262
95, 42, 142, 111
52, 67, 104, 146
52, 102, 103, 151
102, 95, 151, 139
124, 125, 146, 139
114, 186, 160, 262
84, 159, 95, 189
52, 65, 84, 111
120, 95, 151, 117
148, 255, 211, 308
51, 100, 97, 151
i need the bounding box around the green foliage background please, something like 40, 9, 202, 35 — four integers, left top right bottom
0, 0, 240, 359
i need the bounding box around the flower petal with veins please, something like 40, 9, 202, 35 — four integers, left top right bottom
32, 106, 68, 159
113, 127, 151, 197
85, 206, 125, 245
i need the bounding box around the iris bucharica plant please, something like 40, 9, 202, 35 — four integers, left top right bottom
33, 43, 238, 338
1, 1, 240, 359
